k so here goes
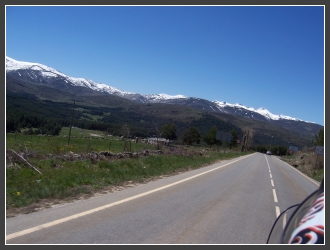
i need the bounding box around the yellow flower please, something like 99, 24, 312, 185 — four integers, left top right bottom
16, 192, 21, 196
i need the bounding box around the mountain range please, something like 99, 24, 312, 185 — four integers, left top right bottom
6, 56, 323, 147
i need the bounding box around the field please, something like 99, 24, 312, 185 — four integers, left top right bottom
7, 127, 157, 155
6, 127, 251, 217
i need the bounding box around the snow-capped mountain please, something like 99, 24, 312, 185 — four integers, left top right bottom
212, 101, 305, 122
5, 56, 315, 126
6, 56, 134, 98
144, 93, 188, 101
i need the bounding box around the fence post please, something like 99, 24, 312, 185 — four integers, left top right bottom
68, 100, 75, 146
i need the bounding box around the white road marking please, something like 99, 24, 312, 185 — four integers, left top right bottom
273, 189, 278, 203
265, 155, 270, 166
275, 206, 280, 218
6, 154, 254, 241
266, 157, 279, 218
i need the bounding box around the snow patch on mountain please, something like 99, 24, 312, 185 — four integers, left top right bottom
6, 56, 134, 97
6, 56, 60, 73
213, 101, 304, 122
144, 93, 187, 101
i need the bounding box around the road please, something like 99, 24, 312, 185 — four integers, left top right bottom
6, 152, 319, 244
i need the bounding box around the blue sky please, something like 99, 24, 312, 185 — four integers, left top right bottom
6, 5, 324, 126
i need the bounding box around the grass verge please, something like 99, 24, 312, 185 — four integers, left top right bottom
6, 143, 250, 210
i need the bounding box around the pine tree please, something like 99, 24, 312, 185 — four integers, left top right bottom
182, 126, 201, 145
203, 126, 217, 148
312, 127, 324, 146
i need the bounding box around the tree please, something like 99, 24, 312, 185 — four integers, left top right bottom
182, 126, 201, 145
161, 123, 177, 140
203, 126, 217, 148
229, 129, 239, 149
6, 117, 16, 133
245, 129, 255, 150
121, 123, 131, 151
121, 123, 130, 138
312, 127, 324, 146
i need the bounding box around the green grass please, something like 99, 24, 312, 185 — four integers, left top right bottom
6, 151, 249, 209
6, 128, 156, 155
6, 129, 250, 209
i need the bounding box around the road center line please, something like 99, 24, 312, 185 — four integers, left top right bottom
275, 206, 280, 218
6, 154, 254, 240
273, 189, 278, 203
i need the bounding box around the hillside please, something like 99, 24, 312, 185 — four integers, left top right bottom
6, 87, 315, 149
6, 56, 323, 149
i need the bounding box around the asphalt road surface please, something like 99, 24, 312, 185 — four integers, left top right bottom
6, 152, 319, 244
